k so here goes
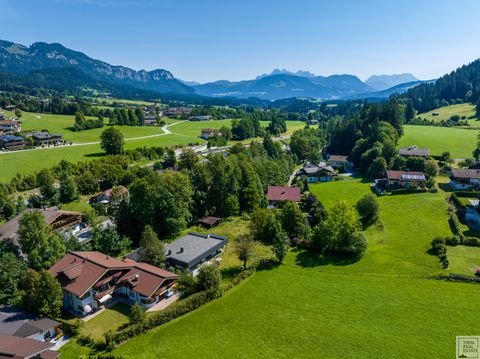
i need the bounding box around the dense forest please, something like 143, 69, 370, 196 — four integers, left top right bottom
399, 59, 480, 113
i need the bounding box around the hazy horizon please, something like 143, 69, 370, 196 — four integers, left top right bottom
1, 0, 479, 83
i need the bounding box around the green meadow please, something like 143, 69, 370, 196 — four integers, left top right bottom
61, 179, 480, 359
0, 113, 306, 181
419, 103, 477, 123
399, 125, 478, 158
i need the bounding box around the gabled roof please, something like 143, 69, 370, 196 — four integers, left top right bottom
117, 260, 178, 297
399, 146, 430, 157
49, 251, 178, 298
328, 155, 350, 162
0, 209, 83, 243
0, 334, 56, 359
451, 168, 480, 180
267, 186, 301, 202
386, 170, 426, 181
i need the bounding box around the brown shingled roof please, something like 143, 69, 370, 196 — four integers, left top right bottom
0, 334, 56, 359
49, 252, 178, 298
451, 168, 480, 180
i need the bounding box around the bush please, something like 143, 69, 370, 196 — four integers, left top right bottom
129, 303, 146, 325
448, 212, 465, 241
431, 237, 447, 255
196, 264, 222, 293
61, 318, 84, 337
355, 194, 379, 226
463, 237, 480, 247
446, 235, 460, 246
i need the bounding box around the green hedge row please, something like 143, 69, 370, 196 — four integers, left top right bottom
105, 268, 256, 349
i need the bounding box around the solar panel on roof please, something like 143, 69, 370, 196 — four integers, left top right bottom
401, 174, 425, 180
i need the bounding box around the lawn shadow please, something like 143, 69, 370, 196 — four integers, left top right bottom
295, 249, 361, 268
84, 152, 106, 158
220, 266, 243, 280
438, 182, 454, 193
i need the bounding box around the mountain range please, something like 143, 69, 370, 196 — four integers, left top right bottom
365, 73, 419, 91
0, 39, 423, 102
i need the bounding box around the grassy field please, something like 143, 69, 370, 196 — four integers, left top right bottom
109, 267, 480, 359
309, 177, 372, 208
60, 179, 474, 359
11, 111, 165, 143
419, 103, 477, 122
0, 115, 305, 182
399, 125, 478, 158
447, 245, 480, 276
0, 133, 200, 182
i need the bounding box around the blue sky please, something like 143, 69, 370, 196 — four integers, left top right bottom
0, 0, 480, 83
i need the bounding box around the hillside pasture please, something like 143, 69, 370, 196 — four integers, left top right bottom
400, 125, 478, 158
419, 103, 476, 123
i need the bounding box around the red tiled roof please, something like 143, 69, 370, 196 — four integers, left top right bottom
267, 186, 301, 202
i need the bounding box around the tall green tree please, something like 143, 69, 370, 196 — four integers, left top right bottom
138, 225, 165, 267
18, 211, 65, 270
356, 194, 379, 226
312, 201, 364, 257
21, 269, 63, 318
91, 226, 131, 257
59, 176, 78, 203
0, 251, 26, 305
37, 169, 57, 202
280, 201, 308, 239
271, 221, 290, 263
178, 148, 199, 170
100, 127, 125, 155
234, 235, 256, 268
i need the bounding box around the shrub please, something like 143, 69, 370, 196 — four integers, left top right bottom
463, 237, 480, 247
196, 265, 222, 293
431, 237, 447, 255
61, 318, 84, 337
356, 194, 379, 226
448, 213, 465, 241
129, 303, 146, 325
446, 235, 460, 246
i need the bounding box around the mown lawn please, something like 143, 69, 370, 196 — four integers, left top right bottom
419, 103, 476, 123
399, 125, 479, 158
60, 179, 465, 359
108, 264, 480, 359
83, 303, 131, 339
0, 134, 200, 182
170, 119, 306, 137
447, 245, 480, 276
309, 177, 372, 208
10, 111, 165, 143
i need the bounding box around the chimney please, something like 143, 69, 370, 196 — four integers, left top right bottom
179, 247, 184, 253
167, 249, 172, 256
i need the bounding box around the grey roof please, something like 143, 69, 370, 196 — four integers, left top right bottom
300, 162, 335, 175
0, 305, 60, 338
165, 232, 227, 269
399, 146, 430, 157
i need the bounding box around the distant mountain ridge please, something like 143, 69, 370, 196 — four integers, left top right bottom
0, 40, 193, 95
194, 72, 375, 100
365, 73, 418, 91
